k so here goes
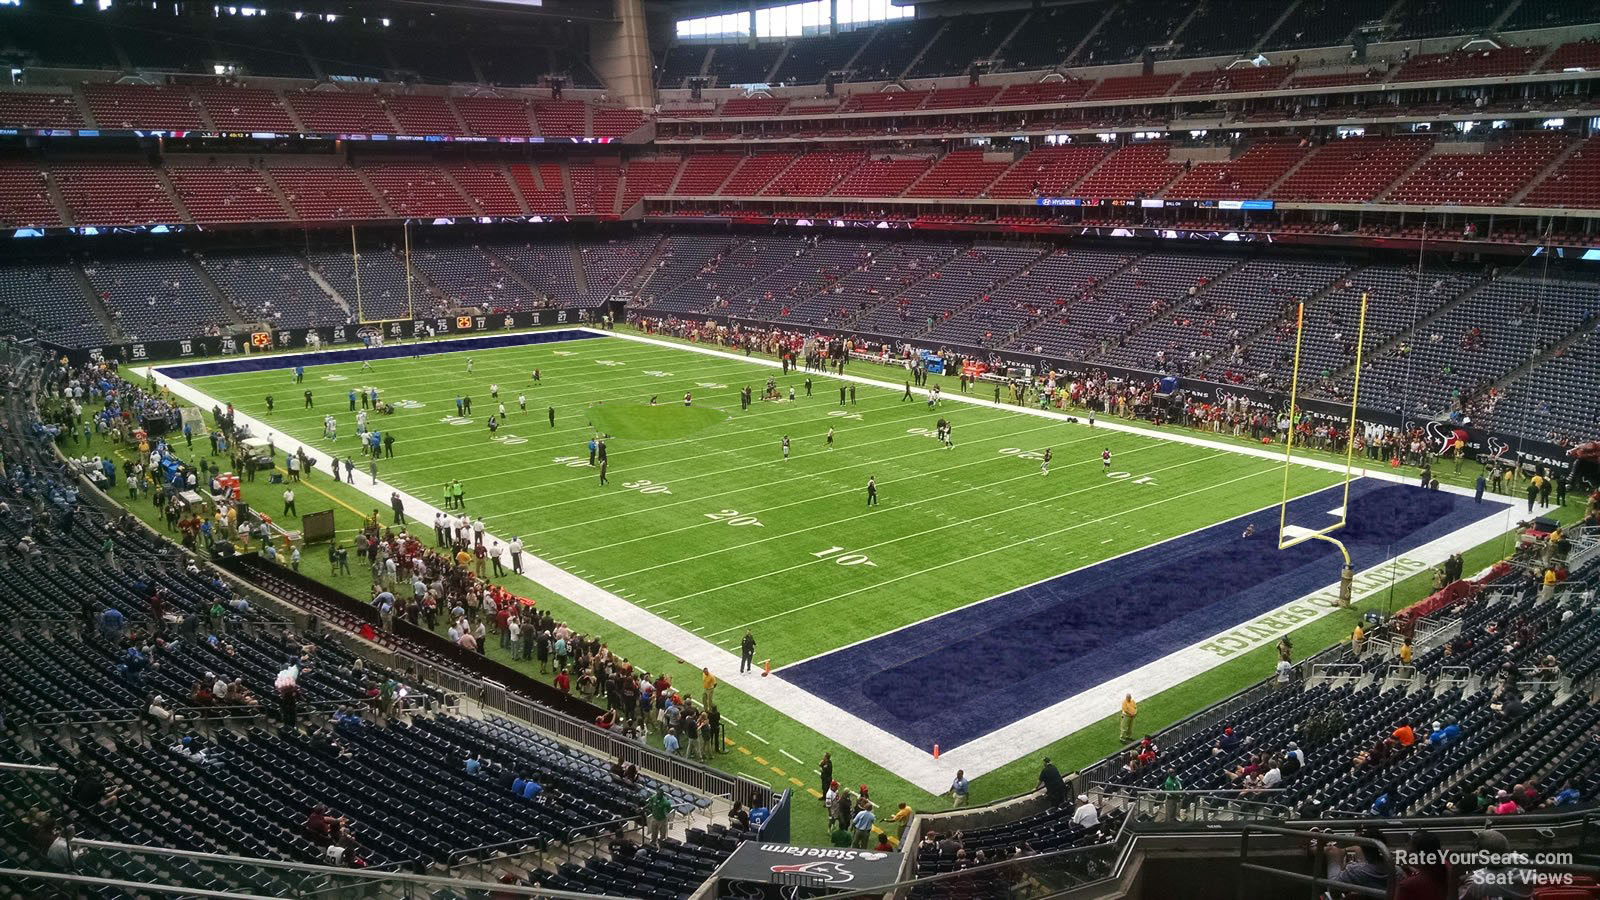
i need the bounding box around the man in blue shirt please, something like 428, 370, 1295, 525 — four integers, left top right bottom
850, 806, 876, 848
663, 730, 680, 755
521, 779, 542, 799
100, 607, 125, 641
1550, 781, 1582, 807
1428, 721, 1461, 746
464, 753, 481, 776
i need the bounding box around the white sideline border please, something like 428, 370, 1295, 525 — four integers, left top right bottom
137, 328, 1537, 793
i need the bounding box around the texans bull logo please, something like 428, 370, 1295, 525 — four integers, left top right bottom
770, 861, 855, 884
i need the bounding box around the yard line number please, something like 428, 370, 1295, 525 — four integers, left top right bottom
812, 546, 877, 567
705, 508, 763, 527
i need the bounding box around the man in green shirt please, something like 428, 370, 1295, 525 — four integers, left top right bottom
647, 787, 672, 845
830, 824, 852, 847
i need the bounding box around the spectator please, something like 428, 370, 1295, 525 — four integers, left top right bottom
646, 787, 672, 845
850, 803, 876, 849
1394, 830, 1449, 900
1321, 826, 1391, 891
1072, 794, 1099, 828
1037, 757, 1067, 807
1460, 829, 1535, 898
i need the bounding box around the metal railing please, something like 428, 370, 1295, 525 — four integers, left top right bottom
1238, 822, 1394, 899
395, 648, 770, 810
58, 838, 635, 900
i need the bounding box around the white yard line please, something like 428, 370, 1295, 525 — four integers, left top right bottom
140, 331, 1538, 794
658, 449, 1226, 610
594, 329, 1484, 500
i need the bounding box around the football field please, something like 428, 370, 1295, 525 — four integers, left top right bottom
148, 328, 1518, 795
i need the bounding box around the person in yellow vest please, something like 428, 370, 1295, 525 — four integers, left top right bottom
1398, 639, 1413, 667
887, 802, 913, 841
1119, 693, 1138, 743
1540, 567, 1558, 604
701, 667, 717, 709
1351, 622, 1366, 658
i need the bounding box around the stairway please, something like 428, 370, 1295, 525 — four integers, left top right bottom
1081, 254, 1259, 364
499, 162, 532, 215
70, 260, 122, 341
1325, 273, 1495, 383
301, 262, 354, 318
187, 256, 249, 327
481, 249, 551, 304
438, 168, 485, 216
151, 168, 195, 225
1510, 137, 1582, 206
353, 169, 398, 217
1191, 263, 1359, 378
895, 18, 950, 81
622, 234, 673, 298
256, 165, 298, 219
910, 245, 1053, 340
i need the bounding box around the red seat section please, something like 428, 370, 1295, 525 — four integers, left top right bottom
722, 152, 798, 195
165, 165, 290, 224
908, 150, 1011, 199
593, 108, 646, 138
1171, 66, 1291, 96
445, 163, 524, 216
193, 85, 296, 133
0, 162, 63, 227
831, 155, 934, 198
838, 91, 928, 114
266, 165, 386, 220
509, 162, 569, 215
920, 85, 1001, 110
761, 152, 863, 196
285, 89, 395, 134
1086, 73, 1180, 101
995, 80, 1093, 106
1392, 45, 1542, 82
1288, 70, 1383, 89
452, 96, 535, 137
533, 101, 587, 138
1522, 134, 1600, 209
0, 91, 84, 129
84, 83, 205, 130
52, 162, 182, 225
1164, 139, 1310, 200
988, 144, 1112, 198
1542, 40, 1600, 72
383, 94, 464, 136
568, 159, 620, 214
619, 157, 681, 210
720, 97, 789, 117
673, 153, 742, 195
1388, 133, 1569, 206
1271, 136, 1434, 202
361, 164, 475, 217
1075, 142, 1183, 198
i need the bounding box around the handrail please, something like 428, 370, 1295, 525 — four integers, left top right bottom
0, 761, 63, 774
66, 837, 632, 899
1239, 822, 1394, 899
0, 868, 285, 900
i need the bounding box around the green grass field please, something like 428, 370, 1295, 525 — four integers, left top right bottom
179, 335, 1343, 665
93, 328, 1522, 844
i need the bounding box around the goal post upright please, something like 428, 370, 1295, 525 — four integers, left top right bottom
1275, 292, 1372, 606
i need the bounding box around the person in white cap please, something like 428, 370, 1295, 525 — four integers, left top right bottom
1071, 794, 1099, 828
